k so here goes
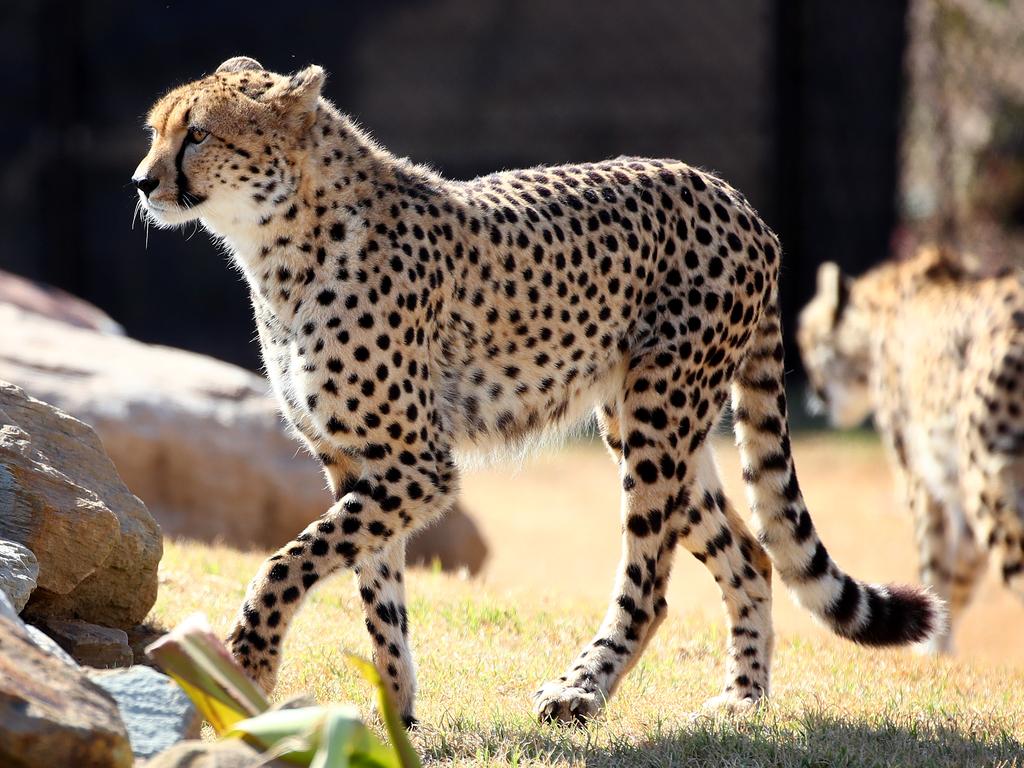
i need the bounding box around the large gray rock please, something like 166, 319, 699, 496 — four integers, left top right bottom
0, 538, 38, 612
90, 666, 200, 760
0, 304, 487, 571
0, 610, 132, 768
0, 380, 162, 628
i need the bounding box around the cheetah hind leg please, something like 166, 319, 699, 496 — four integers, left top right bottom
533, 352, 727, 725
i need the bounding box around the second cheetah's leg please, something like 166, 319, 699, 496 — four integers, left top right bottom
900, 469, 962, 653
962, 458, 1023, 603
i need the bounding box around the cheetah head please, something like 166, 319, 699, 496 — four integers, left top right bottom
133, 56, 325, 231
797, 262, 872, 429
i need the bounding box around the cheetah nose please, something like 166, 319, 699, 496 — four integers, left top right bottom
133, 176, 159, 197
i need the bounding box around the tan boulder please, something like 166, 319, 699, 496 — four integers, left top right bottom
0, 611, 132, 768
0, 380, 161, 627
0, 269, 123, 334
0, 304, 487, 571
146, 740, 290, 767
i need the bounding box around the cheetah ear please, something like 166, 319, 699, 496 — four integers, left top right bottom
268, 65, 326, 118
216, 56, 264, 74
816, 262, 851, 327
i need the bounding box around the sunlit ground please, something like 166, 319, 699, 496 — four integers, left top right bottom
152, 433, 1024, 766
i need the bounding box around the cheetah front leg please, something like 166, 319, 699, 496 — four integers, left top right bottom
228, 447, 457, 725
356, 540, 417, 726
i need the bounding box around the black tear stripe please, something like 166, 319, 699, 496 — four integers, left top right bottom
175, 109, 207, 209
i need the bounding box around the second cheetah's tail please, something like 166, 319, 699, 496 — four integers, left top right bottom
730, 287, 945, 646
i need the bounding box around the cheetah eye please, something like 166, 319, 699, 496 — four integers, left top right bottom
187, 127, 210, 144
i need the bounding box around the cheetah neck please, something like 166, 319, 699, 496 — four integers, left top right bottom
207, 106, 442, 326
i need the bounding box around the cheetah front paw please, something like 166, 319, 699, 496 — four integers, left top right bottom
227, 628, 278, 695
532, 681, 605, 725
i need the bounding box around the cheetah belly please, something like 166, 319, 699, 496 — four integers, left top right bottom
445, 350, 629, 466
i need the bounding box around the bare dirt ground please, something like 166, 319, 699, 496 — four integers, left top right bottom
457, 433, 1024, 667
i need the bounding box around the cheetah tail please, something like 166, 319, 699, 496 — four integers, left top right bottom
730, 294, 946, 647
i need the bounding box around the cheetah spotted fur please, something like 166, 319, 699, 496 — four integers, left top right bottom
136, 57, 943, 726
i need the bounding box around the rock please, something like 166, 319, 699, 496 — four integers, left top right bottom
125, 624, 166, 667
146, 740, 291, 767
0, 539, 38, 612
0, 269, 123, 334
89, 666, 200, 760
25, 623, 79, 668
0, 305, 487, 572
0, 588, 78, 667
0, 588, 21, 626
37, 618, 133, 668
0, 610, 132, 768
407, 504, 488, 574
0, 380, 161, 628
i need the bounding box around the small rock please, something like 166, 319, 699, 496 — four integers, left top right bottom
145, 740, 290, 767
90, 666, 200, 760
125, 623, 165, 667
0, 610, 131, 767
0, 538, 38, 613
37, 617, 133, 668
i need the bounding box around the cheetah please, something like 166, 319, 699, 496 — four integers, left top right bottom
135, 57, 943, 726
799, 245, 1024, 653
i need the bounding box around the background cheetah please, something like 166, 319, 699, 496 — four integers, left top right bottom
134, 57, 943, 726
799, 246, 1024, 653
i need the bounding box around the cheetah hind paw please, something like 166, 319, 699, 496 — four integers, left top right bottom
532, 681, 605, 726
701, 690, 765, 717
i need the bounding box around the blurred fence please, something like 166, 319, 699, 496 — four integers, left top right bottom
0, 0, 907, 371
900, 0, 1024, 268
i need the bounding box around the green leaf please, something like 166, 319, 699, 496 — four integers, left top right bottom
146, 613, 269, 733
228, 705, 398, 768
315, 708, 400, 768
345, 655, 421, 768
226, 706, 328, 763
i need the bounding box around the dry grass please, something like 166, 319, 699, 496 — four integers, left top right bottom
150, 434, 1024, 767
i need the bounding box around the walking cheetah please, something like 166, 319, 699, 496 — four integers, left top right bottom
134, 57, 943, 726
799, 246, 1024, 653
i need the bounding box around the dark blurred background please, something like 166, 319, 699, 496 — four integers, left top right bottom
1, 0, 1021, 372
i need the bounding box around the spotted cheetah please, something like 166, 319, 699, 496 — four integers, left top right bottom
799, 246, 1024, 653
134, 57, 943, 726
